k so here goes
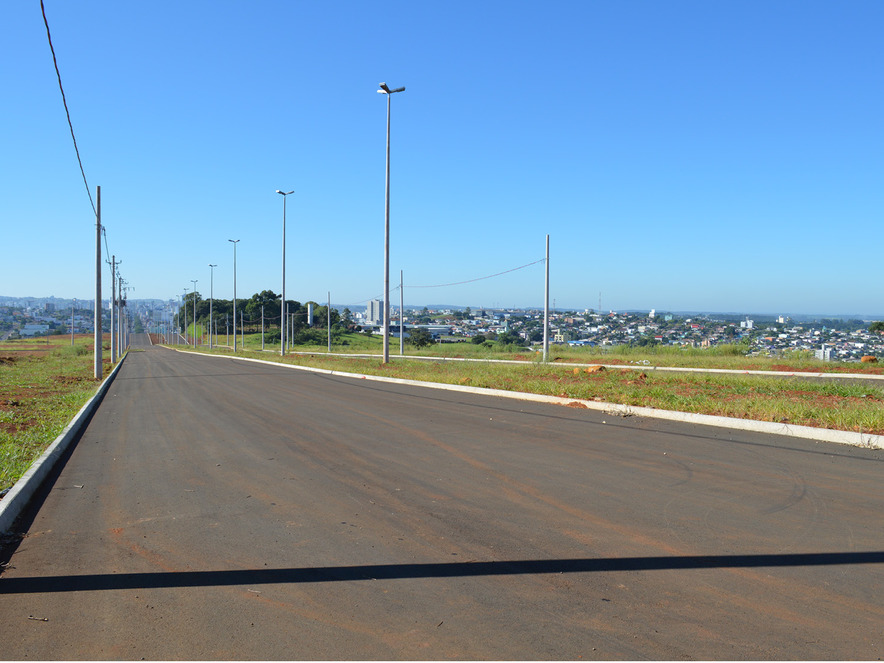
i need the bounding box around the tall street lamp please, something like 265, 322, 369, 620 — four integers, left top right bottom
229, 239, 240, 351
191, 279, 199, 346
378, 81, 405, 363
209, 264, 217, 349
276, 189, 294, 356
182, 288, 188, 345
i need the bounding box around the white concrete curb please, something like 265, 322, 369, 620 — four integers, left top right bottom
282, 350, 884, 382
173, 348, 884, 451
0, 354, 128, 534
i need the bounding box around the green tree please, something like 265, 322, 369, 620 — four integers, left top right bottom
497, 331, 523, 346
870, 321, 884, 334
409, 328, 434, 348
244, 290, 280, 322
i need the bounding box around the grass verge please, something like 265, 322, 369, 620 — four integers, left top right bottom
0, 335, 113, 493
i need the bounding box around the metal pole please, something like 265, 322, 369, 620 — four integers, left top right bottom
183, 289, 188, 345
282, 194, 286, 356
94, 186, 102, 379
229, 239, 240, 351
383, 92, 391, 364
400, 270, 404, 355
261, 305, 265, 351
71, 299, 75, 346
191, 279, 198, 346
209, 264, 216, 349
327, 291, 331, 353
116, 276, 122, 357
110, 255, 116, 363
543, 234, 550, 362
277, 190, 293, 356
378, 83, 405, 363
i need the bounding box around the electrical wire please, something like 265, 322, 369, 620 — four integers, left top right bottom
338, 258, 544, 309
407, 258, 546, 289
40, 0, 96, 216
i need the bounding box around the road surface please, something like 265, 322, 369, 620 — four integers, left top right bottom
1, 334, 882, 659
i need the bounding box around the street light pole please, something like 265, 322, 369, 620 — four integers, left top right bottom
191, 279, 198, 346
378, 82, 405, 364
182, 288, 188, 345
276, 190, 293, 356
208, 264, 217, 349
229, 239, 240, 351
543, 234, 550, 362
400, 270, 404, 355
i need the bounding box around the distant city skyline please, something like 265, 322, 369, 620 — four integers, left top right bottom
2, 293, 882, 321
2, 2, 881, 314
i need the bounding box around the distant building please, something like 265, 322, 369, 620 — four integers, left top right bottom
365, 299, 382, 326
740, 318, 754, 329
815, 345, 834, 361
21, 323, 49, 336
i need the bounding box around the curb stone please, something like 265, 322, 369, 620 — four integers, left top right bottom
0, 354, 128, 534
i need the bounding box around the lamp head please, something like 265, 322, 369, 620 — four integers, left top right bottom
378, 82, 406, 94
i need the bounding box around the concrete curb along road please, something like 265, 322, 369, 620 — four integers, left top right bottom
283, 350, 884, 383
175, 348, 884, 451
0, 354, 128, 534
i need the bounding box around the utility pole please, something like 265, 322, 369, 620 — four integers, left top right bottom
94, 186, 102, 379
400, 270, 404, 355
109, 256, 117, 363
209, 264, 217, 349
543, 234, 550, 362
118, 278, 126, 356
191, 279, 198, 346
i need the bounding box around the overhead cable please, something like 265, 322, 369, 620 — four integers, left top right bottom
40, 0, 96, 215
407, 258, 546, 289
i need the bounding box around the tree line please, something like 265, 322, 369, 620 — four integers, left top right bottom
177, 289, 352, 344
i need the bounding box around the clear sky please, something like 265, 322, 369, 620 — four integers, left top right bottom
2, 1, 882, 316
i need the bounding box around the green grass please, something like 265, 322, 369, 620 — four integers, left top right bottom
208, 330, 883, 375
0, 335, 114, 493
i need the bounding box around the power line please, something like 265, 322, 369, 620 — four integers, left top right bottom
339, 259, 545, 309
40, 0, 96, 216
407, 258, 546, 289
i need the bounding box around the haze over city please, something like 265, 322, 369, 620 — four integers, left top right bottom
2, 2, 882, 316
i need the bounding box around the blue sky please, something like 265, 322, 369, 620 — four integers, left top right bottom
2, 1, 882, 315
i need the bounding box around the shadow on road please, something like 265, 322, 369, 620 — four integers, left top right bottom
2, 551, 881, 594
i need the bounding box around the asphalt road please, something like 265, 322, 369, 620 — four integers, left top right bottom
1, 334, 882, 659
